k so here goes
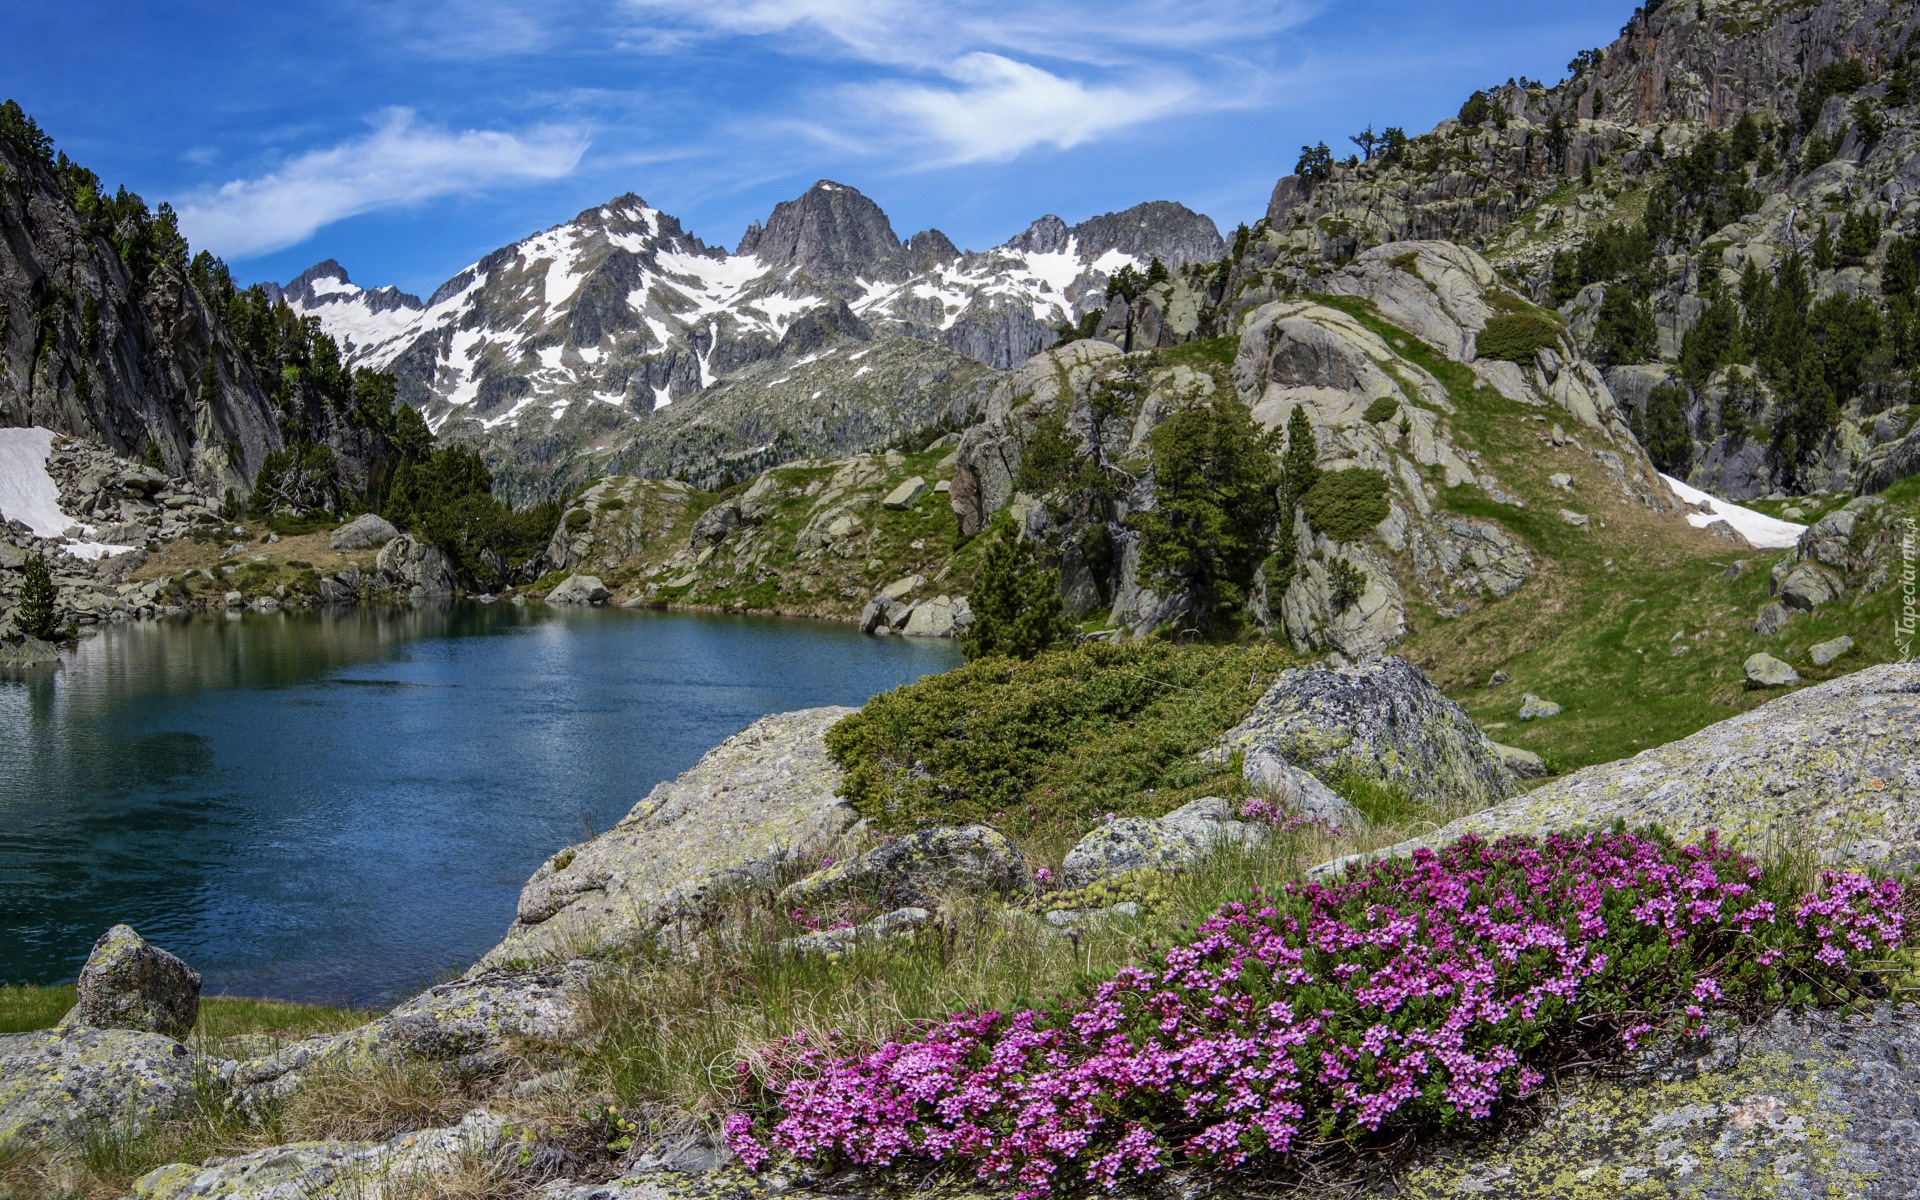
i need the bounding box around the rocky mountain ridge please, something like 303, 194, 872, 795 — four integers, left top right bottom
279, 184, 1222, 499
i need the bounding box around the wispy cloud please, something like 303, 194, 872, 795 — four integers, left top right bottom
178, 109, 587, 259
847, 53, 1200, 165
619, 0, 1308, 165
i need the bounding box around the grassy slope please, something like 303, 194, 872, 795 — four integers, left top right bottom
1310, 294, 1916, 773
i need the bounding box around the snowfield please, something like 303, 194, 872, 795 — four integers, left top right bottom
1661, 473, 1807, 550
0, 426, 132, 560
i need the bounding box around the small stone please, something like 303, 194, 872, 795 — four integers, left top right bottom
1549, 472, 1574, 490
1808, 635, 1853, 667
1518, 693, 1562, 721
223, 590, 243, 608
879, 574, 925, 601
546, 574, 611, 605
882, 476, 927, 510
1744, 652, 1799, 687
59, 924, 200, 1040
1489, 742, 1547, 779
1487, 670, 1509, 687
1558, 509, 1590, 527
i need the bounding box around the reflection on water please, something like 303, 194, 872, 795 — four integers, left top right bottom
0, 604, 958, 1005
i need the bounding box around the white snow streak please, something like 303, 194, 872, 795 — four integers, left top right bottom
1660, 474, 1807, 550
0, 427, 133, 559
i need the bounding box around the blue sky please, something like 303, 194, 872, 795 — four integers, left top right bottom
6, 1, 1635, 298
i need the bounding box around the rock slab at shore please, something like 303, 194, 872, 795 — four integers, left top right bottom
483, 707, 859, 965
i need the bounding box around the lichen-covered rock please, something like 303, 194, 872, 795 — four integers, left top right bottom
1776, 562, 1842, 612
1744, 652, 1799, 688
1396, 663, 1920, 871
780, 825, 1024, 910
132, 1109, 507, 1200
482, 707, 859, 965
547, 574, 611, 605
1061, 796, 1265, 888
327, 513, 399, 550
1395, 1004, 1920, 1199
1210, 657, 1517, 811
225, 962, 595, 1100
0, 1026, 199, 1144
1752, 599, 1795, 636
1519, 693, 1563, 721
57, 924, 200, 1040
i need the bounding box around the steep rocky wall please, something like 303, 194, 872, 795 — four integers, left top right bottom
0, 140, 281, 495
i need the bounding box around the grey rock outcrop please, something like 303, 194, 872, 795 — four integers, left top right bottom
780, 825, 1024, 911
1242, 749, 1363, 824
1395, 1005, 1920, 1200
1752, 600, 1795, 636
327, 513, 400, 551
374, 535, 455, 597
546, 574, 611, 605
56, 924, 199, 1041
223, 962, 595, 1102
132, 1109, 507, 1200
1209, 657, 1517, 811
1390, 663, 1920, 872
779, 907, 934, 958
1061, 796, 1266, 888
1, 1026, 200, 1145
1489, 742, 1548, 779
483, 707, 859, 964
1775, 561, 1841, 611
1518, 693, 1562, 720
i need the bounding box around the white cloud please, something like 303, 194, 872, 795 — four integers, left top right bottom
619, 0, 1305, 165
852, 53, 1199, 164
178, 109, 587, 259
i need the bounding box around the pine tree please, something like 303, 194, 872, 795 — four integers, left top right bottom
1128, 398, 1282, 636
960, 520, 1074, 662
18, 554, 58, 641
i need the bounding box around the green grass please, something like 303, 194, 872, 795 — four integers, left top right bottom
1, 983, 370, 1041
1155, 335, 1241, 372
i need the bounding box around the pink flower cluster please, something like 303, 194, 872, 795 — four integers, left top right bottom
728, 830, 1910, 1196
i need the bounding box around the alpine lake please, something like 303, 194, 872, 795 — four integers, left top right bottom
0, 604, 959, 1006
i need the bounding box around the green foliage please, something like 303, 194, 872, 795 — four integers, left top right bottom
1473, 312, 1562, 362
564, 508, 592, 532
17, 555, 58, 641
248, 443, 339, 516
1325, 557, 1368, 613
1295, 141, 1332, 181
1457, 91, 1492, 128
1797, 58, 1869, 130
1302, 467, 1391, 543
385, 445, 560, 588
140, 439, 164, 472
824, 641, 1293, 831
1812, 218, 1835, 271
1728, 112, 1761, 162
1679, 283, 1745, 388
1548, 221, 1656, 304
1128, 397, 1280, 635
960, 519, 1076, 663
1633, 382, 1694, 474
1591, 285, 1658, 366
1836, 208, 1880, 267
1362, 396, 1400, 424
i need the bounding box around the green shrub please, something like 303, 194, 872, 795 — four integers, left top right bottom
1301, 467, 1390, 543
1362, 396, 1399, 423
825, 641, 1294, 833
565, 509, 592, 532
599, 497, 628, 511
1474, 312, 1563, 363
17, 554, 57, 640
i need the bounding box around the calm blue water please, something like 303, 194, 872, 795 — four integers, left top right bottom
0, 605, 958, 1005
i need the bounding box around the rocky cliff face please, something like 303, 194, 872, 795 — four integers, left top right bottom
1218, 0, 1920, 501
0, 139, 281, 494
